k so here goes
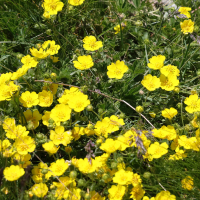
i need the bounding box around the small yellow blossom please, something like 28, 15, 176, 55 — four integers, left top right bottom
3, 165, 25, 181
83, 36, 103, 51
181, 176, 194, 190
73, 55, 94, 70
141, 74, 161, 91
180, 19, 194, 34
161, 107, 177, 120
178, 7, 191, 18
147, 55, 166, 70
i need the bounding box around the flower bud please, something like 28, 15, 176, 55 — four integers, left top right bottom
78, 179, 85, 187
16, 53, 24, 59
46, 29, 52, 35
173, 87, 180, 93
70, 171, 77, 179
111, 162, 118, 169
85, 193, 91, 200
86, 105, 93, 111
41, 168, 49, 174
143, 172, 151, 179
98, 108, 104, 114
139, 89, 144, 95
136, 106, 144, 113
102, 173, 110, 180
65, 146, 72, 153
149, 112, 156, 118
119, 113, 125, 119
194, 25, 199, 32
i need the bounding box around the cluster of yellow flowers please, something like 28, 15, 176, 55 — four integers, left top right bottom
179, 7, 194, 34
141, 55, 179, 91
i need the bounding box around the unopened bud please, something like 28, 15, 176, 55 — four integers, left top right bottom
136, 106, 144, 113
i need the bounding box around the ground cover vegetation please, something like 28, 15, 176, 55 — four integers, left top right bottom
0, 0, 200, 199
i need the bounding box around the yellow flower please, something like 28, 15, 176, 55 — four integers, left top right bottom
73, 55, 94, 70
152, 125, 177, 141
108, 185, 126, 200
32, 183, 48, 198
100, 138, 121, 153
50, 126, 72, 146
149, 112, 156, 118
141, 74, 161, 91
161, 107, 177, 120
42, 0, 64, 15
147, 55, 166, 70
130, 185, 145, 200
50, 104, 72, 125
113, 169, 133, 185
13, 153, 32, 168
14, 136, 36, 155
114, 23, 125, 34
160, 64, 180, 77
19, 91, 39, 108
68, 92, 90, 112
191, 115, 198, 128
68, 0, 85, 6
3, 165, 25, 181
180, 19, 194, 34
160, 74, 179, 91
0, 72, 12, 85
42, 141, 59, 155
136, 106, 144, 113
83, 36, 103, 51
155, 191, 176, 200
42, 40, 60, 55
184, 94, 200, 113
107, 60, 128, 79
181, 176, 194, 190
50, 56, 59, 63
147, 142, 168, 160
42, 111, 51, 126
49, 158, 69, 176
21, 55, 38, 68
23, 109, 42, 129
5, 125, 29, 139
38, 90, 53, 107
178, 7, 191, 18
11, 66, 28, 80
30, 47, 49, 59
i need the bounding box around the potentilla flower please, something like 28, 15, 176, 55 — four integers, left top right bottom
68, 0, 85, 6
108, 185, 126, 200
161, 107, 178, 120
42, 141, 59, 155
3, 165, 25, 181
13, 153, 32, 168
160, 64, 180, 77
147, 55, 166, 70
42, 0, 64, 15
180, 19, 194, 34
42, 111, 51, 126
130, 185, 145, 200
155, 191, 176, 200
42, 40, 60, 55
19, 91, 39, 108
0, 72, 12, 85
11, 66, 29, 80
5, 125, 29, 139
49, 158, 69, 176
107, 60, 128, 79
50, 56, 59, 63
184, 94, 200, 113
38, 90, 53, 107
181, 176, 194, 190
32, 183, 48, 198
152, 125, 177, 141
100, 138, 121, 153
21, 55, 38, 68
147, 142, 168, 160
114, 23, 125, 34
83, 36, 103, 51
178, 7, 191, 18
113, 169, 134, 185
67, 93, 90, 112
160, 74, 179, 91
30, 47, 49, 59
50, 104, 72, 125
23, 109, 42, 129
14, 136, 36, 155
50, 126, 72, 146
141, 74, 161, 91
73, 55, 94, 70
